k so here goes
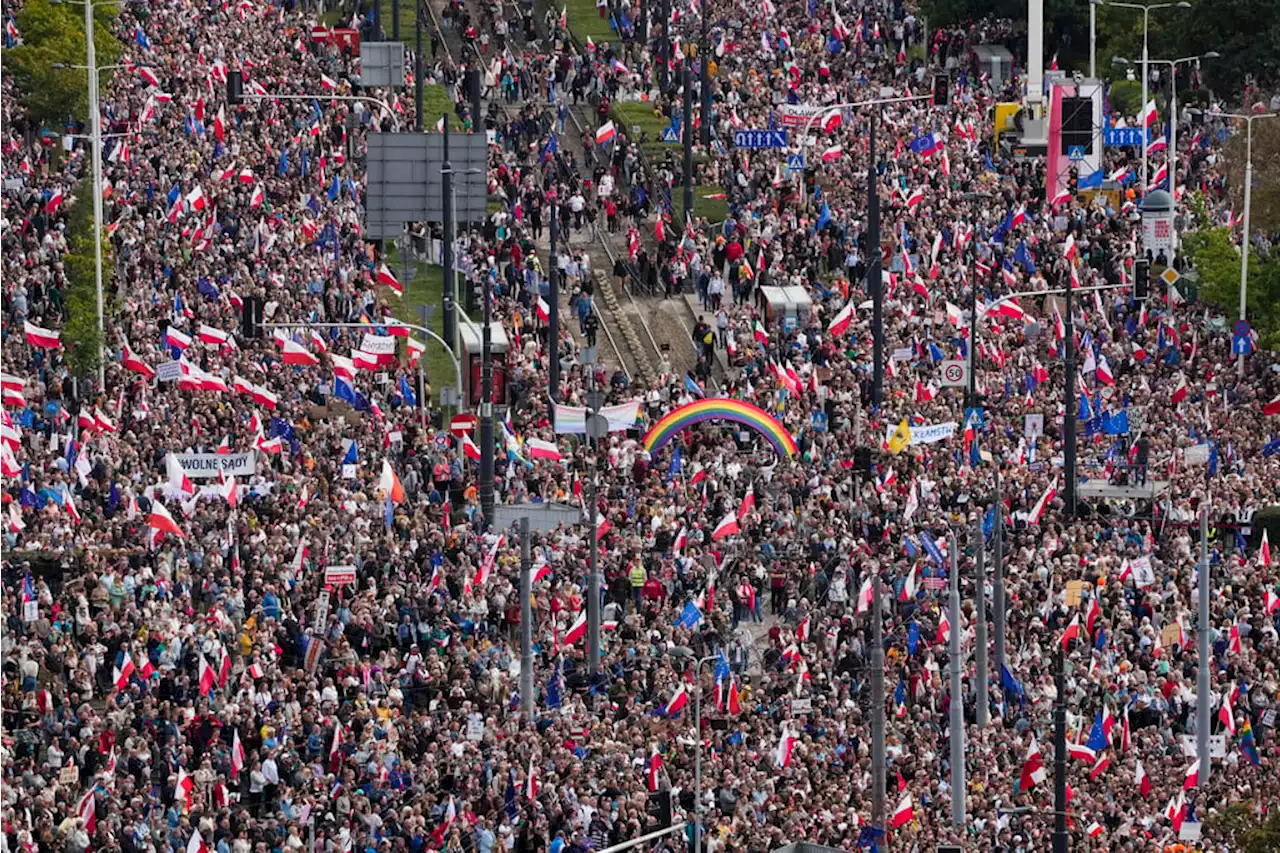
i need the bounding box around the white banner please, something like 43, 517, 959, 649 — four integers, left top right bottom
553, 400, 642, 435
776, 103, 827, 128
173, 451, 257, 479
360, 334, 398, 356
883, 421, 958, 446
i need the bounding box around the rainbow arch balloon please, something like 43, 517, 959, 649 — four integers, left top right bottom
642, 398, 799, 458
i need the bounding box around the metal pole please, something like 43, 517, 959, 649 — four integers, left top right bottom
699, 5, 710, 148
1063, 269, 1078, 517
415, 10, 424, 131
392, 0, 400, 40
268, 321, 461, 403
549, 206, 561, 414
1089, 0, 1096, 78
586, 422, 601, 674
1140, 8, 1150, 192
948, 537, 965, 828
659, 0, 670, 92
693, 669, 703, 853
868, 108, 883, 408
974, 519, 989, 727
373, 0, 382, 39
870, 566, 886, 828
480, 269, 495, 526
966, 262, 977, 407
467, 67, 483, 134
1239, 119, 1254, 376
992, 462, 1006, 678
682, 60, 694, 222
87, 0, 106, 389
1197, 502, 1210, 787
520, 516, 534, 716
442, 121, 455, 354
1052, 647, 1068, 853
1168, 64, 1178, 200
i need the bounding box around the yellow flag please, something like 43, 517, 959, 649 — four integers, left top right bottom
887, 419, 913, 455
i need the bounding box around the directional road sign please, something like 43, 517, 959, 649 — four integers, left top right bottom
734, 129, 789, 149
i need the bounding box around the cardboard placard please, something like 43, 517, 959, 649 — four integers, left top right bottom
1162, 623, 1183, 648
1066, 580, 1085, 607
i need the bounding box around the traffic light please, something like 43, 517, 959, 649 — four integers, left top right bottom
240, 295, 265, 339
932, 74, 949, 107
854, 447, 872, 477
227, 70, 243, 106
1134, 258, 1150, 301
1068, 166, 1079, 195
647, 791, 672, 830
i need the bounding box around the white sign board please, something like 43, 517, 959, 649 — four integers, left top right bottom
314, 589, 330, 632
891, 347, 914, 362
790, 697, 813, 714
939, 359, 969, 388
360, 334, 398, 356
883, 421, 958, 446
1025, 414, 1045, 439
466, 713, 485, 741
1184, 444, 1211, 466
157, 361, 184, 382
325, 565, 358, 587
173, 452, 257, 480
1129, 555, 1155, 588
1180, 734, 1226, 759
1142, 210, 1176, 253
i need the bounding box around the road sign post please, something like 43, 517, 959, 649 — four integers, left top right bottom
940, 360, 969, 388
733, 129, 789, 149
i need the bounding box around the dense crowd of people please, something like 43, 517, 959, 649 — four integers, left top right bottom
3, 0, 1280, 852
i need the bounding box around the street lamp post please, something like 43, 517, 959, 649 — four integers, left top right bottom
1209, 109, 1278, 375
983, 280, 1132, 518
690, 654, 720, 853
1113, 52, 1219, 202
267, 321, 462, 423
1102, 1, 1192, 192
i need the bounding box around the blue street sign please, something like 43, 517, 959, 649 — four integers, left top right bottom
964, 407, 985, 430
1233, 320, 1254, 356
1068, 145, 1085, 161
1103, 127, 1147, 147
660, 126, 679, 143
786, 153, 805, 173
734, 129, 789, 149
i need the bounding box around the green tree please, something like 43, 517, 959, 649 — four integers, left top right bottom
1219, 115, 1280, 234
1181, 227, 1280, 348
61, 179, 105, 376
6, 0, 121, 128
1210, 802, 1280, 852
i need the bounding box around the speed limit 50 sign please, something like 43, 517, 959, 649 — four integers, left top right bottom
939, 359, 969, 388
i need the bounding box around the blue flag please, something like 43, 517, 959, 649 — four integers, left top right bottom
928, 341, 944, 362
1078, 168, 1104, 190
334, 376, 357, 405
1001, 664, 1026, 710
907, 622, 920, 655
1086, 712, 1109, 751
982, 505, 996, 539
920, 531, 945, 565
667, 445, 682, 479
1208, 441, 1219, 476
399, 375, 417, 407
676, 600, 703, 629
329, 175, 341, 201
278, 148, 289, 176
504, 770, 518, 822
108, 481, 121, 512
341, 438, 358, 465
815, 202, 831, 230
167, 184, 181, 206
545, 657, 563, 709
684, 375, 704, 398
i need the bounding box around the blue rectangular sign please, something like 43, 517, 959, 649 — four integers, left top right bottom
734, 129, 789, 149
1104, 127, 1147, 147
